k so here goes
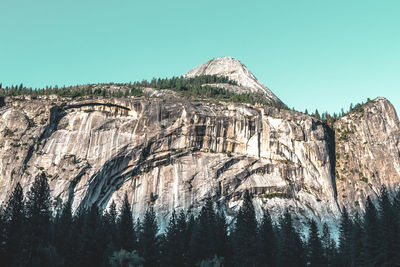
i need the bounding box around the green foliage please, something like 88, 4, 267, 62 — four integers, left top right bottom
150, 192, 156, 203
139, 207, 159, 267
109, 249, 144, 267
198, 255, 224, 267
161, 210, 187, 266
118, 193, 137, 252
0, 75, 289, 108
307, 219, 324, 267
263, 192, 290, 199
257, 210, 277, 266
231, 190, 258, 266
277, 210, 306, 267
25, 173, 52, 265
4, 183, 26, 266
3, 128, 14, 137
3, 181, 400, 266
189, 196, 226, 265
10, 142, 21, 148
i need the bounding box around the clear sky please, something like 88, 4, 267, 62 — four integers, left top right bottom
1, 0, 399, 114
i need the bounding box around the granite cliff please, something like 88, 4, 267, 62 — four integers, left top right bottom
0, 57, 399, 231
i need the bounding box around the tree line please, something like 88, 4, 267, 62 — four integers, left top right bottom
0, 76, 287, 109
1, 173, 400, 266
304, 98, 374, 126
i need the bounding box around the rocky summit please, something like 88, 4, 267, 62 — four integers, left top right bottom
1, 57, 400, 231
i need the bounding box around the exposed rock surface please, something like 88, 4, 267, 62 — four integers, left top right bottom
1, 58, 400, 232
334, 97, 400, 212
184, 57, 283, 105
0, 95, 340, 230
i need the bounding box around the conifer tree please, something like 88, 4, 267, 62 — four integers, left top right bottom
257, 210, 277, 267
118, 193, 137, 251
363, 197, 380, 266
162, 210, 185, 267
321, 223, 336, 266
54, 200, 74, 265
277, 210, 306, 267
231, 190, 258, 267
307, 219, 324, 267
338, 206, 352, 266
350, 213, 364, 266
214, 210, 228, 259
377, 186, 398, 265
103, 200, 118, 260
189, 196, 217, 264
392, 189, 400, 266
0, 207, 5, 263
78, 205, 104, 267
139, 207, 159, 267
4, 183, 26, 266
25, 173, 52, 265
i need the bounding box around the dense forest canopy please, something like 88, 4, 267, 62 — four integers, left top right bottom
1, 173, 400, 266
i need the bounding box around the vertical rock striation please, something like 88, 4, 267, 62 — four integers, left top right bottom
334, 97, 400, 212
1, 58, 400, 231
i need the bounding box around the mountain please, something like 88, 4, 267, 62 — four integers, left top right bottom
184, 57, 283, 105
0, 58, 399, 232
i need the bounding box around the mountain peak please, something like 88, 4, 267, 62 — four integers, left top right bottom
184, 57, 283, 104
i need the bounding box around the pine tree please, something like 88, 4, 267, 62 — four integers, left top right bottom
139, 207, 159, 267
103, 200, 118, 261
363, 197, 380, 266
231, 190, 258, 267
214, 210, 228, 260
76, 204, 109, 267
118, 193, 137, 251
338, 206, 352, 266
162, 210, 185, 267
4, 183, 27, 266
350, 213, 364, 266
392, 189, 400, 266
307, 219, 324, 267
377, 186, 398, 266
54, 200, 74, 265
321, 223, 336, 266
0, 207, 5, 263
257, 210, 277, 267
189, 196, 217, 264
277, 210, 305, 267
25, 173, 53, 265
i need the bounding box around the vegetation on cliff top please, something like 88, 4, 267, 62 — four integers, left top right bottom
0, 75, 287, 109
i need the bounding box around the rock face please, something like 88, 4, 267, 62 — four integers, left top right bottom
0, 58, 400, 231
184, 57, 283, 105
334, 97, 400, 212
0, 96, 339, 229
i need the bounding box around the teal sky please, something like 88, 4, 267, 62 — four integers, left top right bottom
1, 0, 399, 114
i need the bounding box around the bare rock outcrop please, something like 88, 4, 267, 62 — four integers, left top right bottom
1, 58, 400, 232
0, 95, 340, 229
334, 97, 400, 212
184, 57, 283, 105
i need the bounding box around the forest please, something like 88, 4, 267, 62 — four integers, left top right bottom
1, 173, 400, 267
0, 75, 285, 109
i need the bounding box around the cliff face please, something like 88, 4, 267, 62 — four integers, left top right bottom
1, 57, 400, 230
0, 95, 341, 228
334, 97, 400, 212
